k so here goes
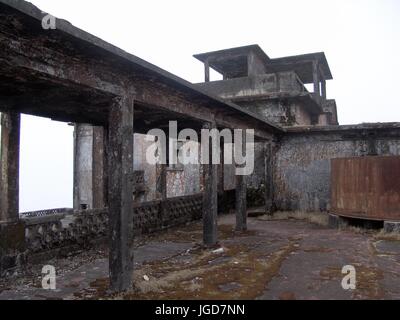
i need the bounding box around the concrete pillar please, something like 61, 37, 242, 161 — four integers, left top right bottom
73, 124, 93, 210
264, 142, 273, 214
204, 59, 210, 83
108, 94, 134, 292
0, 112, 20, 222
218, 141, 226, 214
202, 122, 218, 246
156, 137, 169, 200
321, 78, 326, 101
93, 126, 107, 208
235, 131, 247, 231
247, 51, 257, 77
0, 112, 24, 275
312, 60, 320, 102
73, 125, 107, 210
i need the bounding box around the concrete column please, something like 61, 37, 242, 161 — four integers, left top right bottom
156, 137, 169, 200
312, 60, 320, 102
202, 122, 218, 246
73, 125, 107, 210
0, 112, 20, 222
204, 59, 210, 83
218, 141, 225, 213
247, 51, 257, 77
264, 142, 273, 214
321, 78, 327, 101
92, 126, 107, 208
235, 131, 247, 231
73, 124, 93, 210
108, 93, 134, 292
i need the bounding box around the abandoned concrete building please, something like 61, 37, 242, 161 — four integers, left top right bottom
0, 0, 400, 295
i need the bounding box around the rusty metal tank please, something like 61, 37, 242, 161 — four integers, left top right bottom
331, 156, 400, 222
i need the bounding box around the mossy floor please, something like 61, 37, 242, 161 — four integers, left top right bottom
1, 213, 400, 300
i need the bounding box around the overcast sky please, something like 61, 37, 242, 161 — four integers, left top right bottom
13, 0, 400, 211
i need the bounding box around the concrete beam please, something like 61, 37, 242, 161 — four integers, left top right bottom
108, 93, 134, 292
0, 112, 20, 222
202, 122, 218, 246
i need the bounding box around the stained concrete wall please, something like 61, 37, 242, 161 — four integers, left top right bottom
74, 131, 237, 205
239, 100, 312, 126
274, 128, 400, 212
196, 72, 304, 101
195, 72, 315, 127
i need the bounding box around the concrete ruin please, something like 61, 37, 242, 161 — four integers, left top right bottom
0, 0, 399, 294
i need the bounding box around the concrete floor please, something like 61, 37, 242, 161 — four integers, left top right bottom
0, 214, 399, 300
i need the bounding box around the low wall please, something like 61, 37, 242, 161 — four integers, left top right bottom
274, 124, 400, 212
1, 194, 203, 275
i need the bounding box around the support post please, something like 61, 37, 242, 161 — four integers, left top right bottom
0, 112, 24, 275
202, 122, 218, 246
73, 124, 94, 210
312, 60, 320, 103
204, 59, 210, 83
321, 78, 327, 101
93, 126, 107, 208
264, 142, 273, 214
247, 51, 256, 77
235, 130, 247, 231
0, 112, 20, 222
156, 137, 169, 200
218, 141, 225, 213
108, 93, 134, 292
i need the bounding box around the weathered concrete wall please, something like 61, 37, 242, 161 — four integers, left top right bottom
274, 127, 400, 212
74, 131, 207, 203
196, 72, 304, 101
239, 100, 312, 126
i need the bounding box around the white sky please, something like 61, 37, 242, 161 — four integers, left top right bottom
12, 0, 400, 211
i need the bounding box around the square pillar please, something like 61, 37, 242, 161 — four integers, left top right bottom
264, 142, 273, 214
0, 112, 21, 223
202, 122, 218, 246
312, 60, 320, 102
108, 94, 134, 292
235, 131, 247, 231
0, 112, 24, 275
156, 136, 169, 200
321, 78, 327, 101
93, 126, 107, 208
73, 124, 108, 210
204, 59, 210, 83
218, 141, 225, 214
